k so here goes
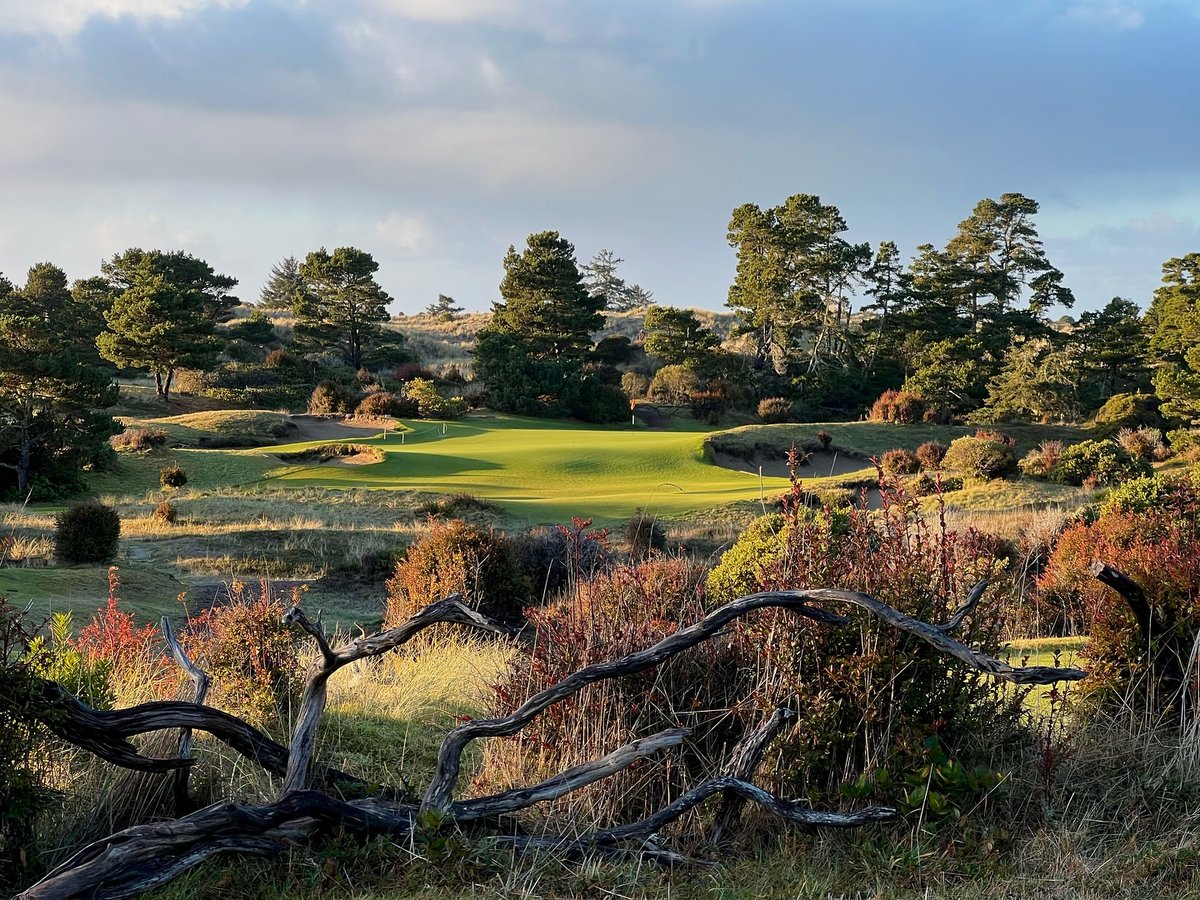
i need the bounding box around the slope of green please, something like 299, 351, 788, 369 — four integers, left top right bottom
265, 414, 792, 524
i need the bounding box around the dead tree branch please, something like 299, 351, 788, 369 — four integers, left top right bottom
709, 706, 796, 844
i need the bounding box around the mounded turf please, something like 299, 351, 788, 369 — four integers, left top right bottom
263, 414, 799, 524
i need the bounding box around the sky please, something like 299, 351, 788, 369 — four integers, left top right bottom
1, 0, 1198, 317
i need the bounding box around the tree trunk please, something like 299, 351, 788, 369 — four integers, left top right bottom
154, 370, 164, 399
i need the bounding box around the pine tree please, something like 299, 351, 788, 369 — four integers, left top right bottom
96, 249, 238, 401
0, 264, 118, 497
581, 249, 636, 311
425, 293, 464, 321
294, 247, 393, 369
259, 256, 305, 309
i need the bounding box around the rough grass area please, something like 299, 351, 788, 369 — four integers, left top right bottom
128, 410, 298, 448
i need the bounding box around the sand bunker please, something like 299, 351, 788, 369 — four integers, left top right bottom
712, 449, 874, 479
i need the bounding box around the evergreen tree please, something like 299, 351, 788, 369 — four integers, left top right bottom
474, 231, 617, 420
0, 264, 118, 498
726, 194, 870, 377
642, 306, 719, 368
1074, 297, 1149, 406
977, 341, 1079, 423
1146, 253, 1200, 423
96, 249, 238, 401
294, 247, 393, 369
581, 249, 635, 311
425, 293, 464, 321
259, 256, 305, 309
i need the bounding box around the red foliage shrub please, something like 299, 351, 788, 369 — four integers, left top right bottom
915, 440, 948, 470
880, 448, 919, 475
179, 581, 305, 726
1037, 499, 1200, 702
75, 567, 160, 672
869, 389, 926, 424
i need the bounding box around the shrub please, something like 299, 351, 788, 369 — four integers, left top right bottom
756, 397, 794, 424
1047, 439, 1150, 487
626, 508, 667, 556
384, 519, 531, 627
263, 348, 296, 369
517, 521, 610, 603
110, 427, 168, 453
414, 492, 502, 518
1018, 440, 1064, 479
74, 567, 160, 672
354, 391, 403, 418
392, 362, 435, 383
911, 440, 945, 470
942, 435, 1018, 480
869, 389, 926, 424
911, 472, 964, 496
1101, 473, 1198, 517
152, 500, 177, 524
159, 464, 188, 489
1116, 426, 1164, 461
403, 378, 468, 419
880, 448, 918, 475
620, 371, 650, 400
647, 365, 699, 405
1037, 500, 1200, 702
308, 380, 357, 415
482, 558, 736, 823
1091, 392, 1162, 437
817, 430, 833, 449
54, 501, 121, 563
180, 582, 305, 727
1167, 428, 1200, 454
0, 599, 63, 885
707, 483, 1016, 802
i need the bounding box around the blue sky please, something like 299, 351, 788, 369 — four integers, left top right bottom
1, 0, 1198, 316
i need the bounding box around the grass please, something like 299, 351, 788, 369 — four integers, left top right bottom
264, 414, 796, 526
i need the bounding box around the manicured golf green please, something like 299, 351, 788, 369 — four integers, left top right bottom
263, 414, 797, 524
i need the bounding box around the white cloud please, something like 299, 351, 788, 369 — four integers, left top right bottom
0, 0, 249, 36
374, 212, 429, 252
1061, 0, 1145, 29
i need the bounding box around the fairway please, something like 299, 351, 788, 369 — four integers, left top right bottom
262, 414, 806, 524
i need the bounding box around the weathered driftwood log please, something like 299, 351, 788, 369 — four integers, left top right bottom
708, 706, 797, 844
22, 586, 1087, 900
1090, 561, 1186, 708
280, 595, 508, 793
161, 615, 210, 813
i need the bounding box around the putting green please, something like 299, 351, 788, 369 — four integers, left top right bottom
261, 415, 795, 524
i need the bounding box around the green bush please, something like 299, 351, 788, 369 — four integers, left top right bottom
942, 435, 1018, 480
912, 472, 964, 496
1167, 428, 1200, 454
403, 378, 468, 419
1091, 392, 1162, 437
54, 501, 120, 563
1101, 474, 1197, 516
1048, 439, 1151, 487
706, 514, 787, 602
620, 371, 650, 400
385, 519, 531, 626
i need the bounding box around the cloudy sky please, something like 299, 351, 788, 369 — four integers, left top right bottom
1, 0, 1198, 315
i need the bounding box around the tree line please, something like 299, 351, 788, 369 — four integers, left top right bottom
2, 191, 1199, 498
